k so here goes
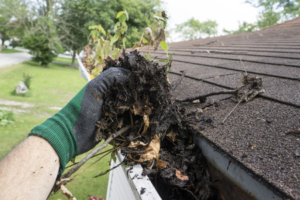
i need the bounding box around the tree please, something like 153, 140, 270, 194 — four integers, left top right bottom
0, 17, 10, 49
247, 0, 300, 19
58, 0, 162, 67
223, 0, 299, 35
58, 0, 122, 67
58, 0, 99, 67
223, 21, 257, 34
175, 18, 218, 40
23, 17, 62, 66
0, 0, 63, 66
57, 0, 162, 67
246, 0, 300, 28
111, 0, 162, 46
0, 0, 24, 49
257, 9, 281, 28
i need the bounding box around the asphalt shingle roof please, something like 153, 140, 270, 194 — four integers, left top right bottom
141, 17, 300, 199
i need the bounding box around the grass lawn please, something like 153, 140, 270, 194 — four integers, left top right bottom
0, 61, 110, 199
53, 56, 78, 65
0, 60, 86, 107
50, 145, 111, 200
0, 48, 23, 53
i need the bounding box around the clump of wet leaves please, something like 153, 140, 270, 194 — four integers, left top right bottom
95, 50, 217, 200
237, 75, 265, 102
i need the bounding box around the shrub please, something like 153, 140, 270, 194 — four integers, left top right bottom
10, 40, 21, 49
22, 34, 57, 66
23, 73, 32, 89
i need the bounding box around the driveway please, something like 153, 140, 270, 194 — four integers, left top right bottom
0, 52, 32, 69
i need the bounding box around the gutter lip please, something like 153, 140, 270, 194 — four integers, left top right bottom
106, 150, 162, 200
192, 131, 293, 200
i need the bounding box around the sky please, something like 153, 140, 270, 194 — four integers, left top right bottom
162, 0, 260, 42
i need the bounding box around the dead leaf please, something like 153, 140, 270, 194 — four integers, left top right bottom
161, 11, 167, 19
61, 185, 77, 200
128, 135, 160, 166
166, 130, 177, 142
250, 144, 256, 150
132, 104, 143, 116
128, 140, 147, 148
175, 170, 189, 181
82, 40, 95, 72
144, 27, 152, 37
157, 159, 167, 169
144, 27, 154, 46
237, 75, 265, 102
56, 179, 76, 200
192, 99, 200, 104
153, 28, 166, 51
141, 114, 149, 135
117, 118, 124, 129
287, 128, 300, 135
132, 104, 152, 116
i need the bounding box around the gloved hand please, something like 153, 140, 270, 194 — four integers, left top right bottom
29, 67, 129, 172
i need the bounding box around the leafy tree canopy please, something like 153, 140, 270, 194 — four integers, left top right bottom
246, 0, 300, 20
22, 17, 63, 66
224, 0, 299, 35
223, 21, 257, 34
175, 18, 218, 40
0, 0, 25, 48
58, 0, 162, 66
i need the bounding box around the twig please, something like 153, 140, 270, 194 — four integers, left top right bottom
191, 50, 233, 54
65, 147, 115, 169
93, 156, 126, 178
222, 100, 242, 124
193, 39, 224, 46
238, 56, 248, 75
171, 71, 185, 91
176, 90, 237, 102
72, 149, 117, 179
62, 126, 130, 179
183, 188, 198, 200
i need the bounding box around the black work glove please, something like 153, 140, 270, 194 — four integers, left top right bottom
29, 67, 129, 172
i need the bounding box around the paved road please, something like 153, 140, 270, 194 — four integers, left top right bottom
0, 46, 72, 69
0, 52, 32, 69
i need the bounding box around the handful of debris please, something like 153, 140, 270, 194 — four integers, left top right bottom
96, 50, 216, 199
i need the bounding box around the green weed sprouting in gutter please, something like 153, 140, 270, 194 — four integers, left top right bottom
159, 41, 173, 74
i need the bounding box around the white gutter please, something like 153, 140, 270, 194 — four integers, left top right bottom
193, 135, 285, 200
106, 151, 161, 200
76, 53, 91, 82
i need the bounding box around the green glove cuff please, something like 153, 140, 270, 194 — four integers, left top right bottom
29, 85, 87, 172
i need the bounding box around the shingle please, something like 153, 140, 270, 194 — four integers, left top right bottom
198, 98, 300, 199
165, 17, 300, 199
